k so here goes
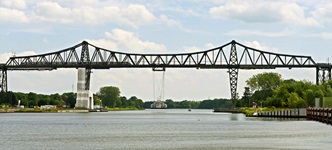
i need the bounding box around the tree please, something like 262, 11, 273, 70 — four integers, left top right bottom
246, 72, 282, 92
97, 86, 121, 107
241, 87, 252, 107
246, 72, 282, 103
165, 99, 176, 108
62, 92, 76, 108
28, 92, 39, 106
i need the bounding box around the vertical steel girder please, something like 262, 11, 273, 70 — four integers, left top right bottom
85, 68, 91, 90
81, 41, 90, 64
316, 67, 332, 85
81, 41, 91, 91
0, 69, 7, 92
229, 41, 238, 109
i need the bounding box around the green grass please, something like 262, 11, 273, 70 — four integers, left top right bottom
107, 107, 144, 111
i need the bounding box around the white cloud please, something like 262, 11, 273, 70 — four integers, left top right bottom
0, 7, 29, 23
311, 3, 332, 24
320, 32, 332, 39
182, 43, 218, 53
87, 28, 166, 53
244, 41, 278, 52
209, 0, 319, 26
0, 0, 26, 9
225, 29, 292, 37
159, 14, 181, 28
30, 2, 156, 28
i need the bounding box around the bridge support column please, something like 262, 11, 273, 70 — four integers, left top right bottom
229, 68, 238, 109
316, 66, 332, 85
229, 41, 238, 109
75, 68, 93, 109
0, 69, 7, 92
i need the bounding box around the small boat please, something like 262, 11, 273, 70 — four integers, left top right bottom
188, 108, 191, 111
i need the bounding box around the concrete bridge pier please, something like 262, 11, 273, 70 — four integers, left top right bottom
75, 68, 94, 109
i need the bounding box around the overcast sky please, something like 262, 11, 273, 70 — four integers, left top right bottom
0, 0, 331, 101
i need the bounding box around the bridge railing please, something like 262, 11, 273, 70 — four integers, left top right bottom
306, 108, 332, 125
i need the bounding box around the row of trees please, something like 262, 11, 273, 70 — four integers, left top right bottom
0, 91, 76, 108
239, 72, 332, 108
142, 98, 231, 109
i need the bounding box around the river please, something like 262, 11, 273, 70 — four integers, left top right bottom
0, 109, 331, 150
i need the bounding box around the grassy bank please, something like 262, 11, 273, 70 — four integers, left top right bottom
107, 107, 144, 111
239, 107, 291, 115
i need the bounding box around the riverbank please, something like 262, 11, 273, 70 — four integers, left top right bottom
107, 107, 144, 111
0, 107, 143, 113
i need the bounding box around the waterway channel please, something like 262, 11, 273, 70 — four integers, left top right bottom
0, 109, 331, 149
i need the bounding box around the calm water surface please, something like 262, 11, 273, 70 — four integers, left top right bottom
0, 109, 331, 150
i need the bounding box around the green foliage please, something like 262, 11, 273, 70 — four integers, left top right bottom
97, 86, 121, 107
62, 92, 76, 108
95, 86, 144, 109
197, 98, 231, 109
246, 72, 282, 91
143, 98, 228, 109
244, 72, 332, 108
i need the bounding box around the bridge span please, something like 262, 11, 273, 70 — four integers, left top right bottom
0, 40, 331, 108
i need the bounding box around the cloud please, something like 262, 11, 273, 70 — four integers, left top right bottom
87, 28, 167, 53
311, 3, 332, 24
209, 0, 319, 26
159, 14, 182, 28
0, 0, 26, 9
244, 41, 278, 52
320, 32, 332, 39
29, 2, 156, 28
182, 43, 218, 53
225, 29, 292, 37
0, 7, 29, 23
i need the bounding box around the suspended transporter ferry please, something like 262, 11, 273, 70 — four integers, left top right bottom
150, 100, 167, 109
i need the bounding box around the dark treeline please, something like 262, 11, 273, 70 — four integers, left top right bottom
143, 98, 231, 109
0, 91, 76, 108
0, 87, 231, 110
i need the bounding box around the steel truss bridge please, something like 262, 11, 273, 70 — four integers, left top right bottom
0, 40, 331, 107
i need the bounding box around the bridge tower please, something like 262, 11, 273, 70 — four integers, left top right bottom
228, 41, 238, 109
75, 41, 93, 109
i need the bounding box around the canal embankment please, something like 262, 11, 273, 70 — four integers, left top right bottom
247, 108, 307, 118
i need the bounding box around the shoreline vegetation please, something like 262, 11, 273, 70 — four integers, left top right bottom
0, 107, 145, 113
1, 107, 289, 115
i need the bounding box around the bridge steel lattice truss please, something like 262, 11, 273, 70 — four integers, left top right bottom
1, 40, 331, 107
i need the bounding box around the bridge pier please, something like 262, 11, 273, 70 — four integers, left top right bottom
0, 69, 7, 92
75, 68, 94, 109
316, 65, 332, 85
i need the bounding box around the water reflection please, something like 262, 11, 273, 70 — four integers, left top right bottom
229, 114, 239, 121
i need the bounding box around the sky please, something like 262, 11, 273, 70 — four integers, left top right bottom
0, 0, 332, 101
